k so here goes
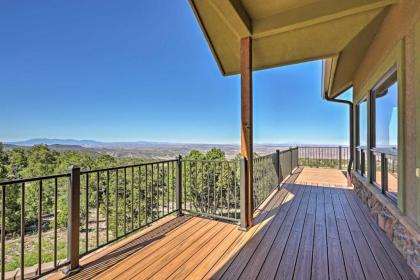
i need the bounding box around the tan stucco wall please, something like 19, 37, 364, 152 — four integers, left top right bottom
352, 0, 420, 224
416, 20, 420, 223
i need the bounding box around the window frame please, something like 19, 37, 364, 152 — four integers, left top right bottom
355, 98, 368, 176
368, 66, 398, 203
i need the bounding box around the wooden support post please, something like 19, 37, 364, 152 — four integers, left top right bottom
65, 165, 80, 275
240, 37, 253, 229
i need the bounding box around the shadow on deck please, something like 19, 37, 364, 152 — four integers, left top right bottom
49, 168, 416, 280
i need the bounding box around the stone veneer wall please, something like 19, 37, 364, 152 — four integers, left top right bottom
351, 171, 420, 277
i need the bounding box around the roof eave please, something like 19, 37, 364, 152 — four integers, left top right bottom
188, 0, 228, 76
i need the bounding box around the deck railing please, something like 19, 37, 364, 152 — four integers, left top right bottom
253, 148, 298, 209
298, 146, 350, 170
0, 147, 299, 279
253, 153, 277, 209
181, 159, 240, 222
0, 159, 180, 279
356, 146, 368, 176
0, 173, 71, 279
370, 148, 398, 203
77, 160, 179, 257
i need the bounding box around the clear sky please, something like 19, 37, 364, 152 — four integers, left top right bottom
0, 1, 350, 145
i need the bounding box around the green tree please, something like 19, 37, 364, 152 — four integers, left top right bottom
6, 148, 27, 178
0, 143, 8, 179
0, 144, 21, 232
205, 148, 225, 160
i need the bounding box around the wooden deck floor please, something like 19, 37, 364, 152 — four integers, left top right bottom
50, 168, 415, 280
294, 167, 350, 187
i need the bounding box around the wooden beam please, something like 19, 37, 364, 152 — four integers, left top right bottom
252, 0, 396, 39
209, 0, 252, 38
240, 37, 253, 228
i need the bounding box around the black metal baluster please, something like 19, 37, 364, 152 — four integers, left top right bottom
38, 180, 42, 275
207, 162, 210, 215
152, 164, 154, 221
145, 165, 148, 224
173, 162, 176, 213
106, 170, 109, 243
189, 161, 192, 212
213, 162, 216, 215
53, 178, 57, 268
138, 166, 141, 227
85, 174, 89, 253
220, 162, 223, 216
115, 169, 118, 239
131, 167, 134, 231
182, 161, 186, 211
234, 162, 238, 219
1, 185, 5, 280
195, 161, 198, 212
96, 172, 100, 248
123, 168, 127, 235
21, 183, 25, 278
162, 163, 165, 216
157, 163, 160, 218
167, 163, 169, 214
227, 162, 231, 219
201, 161, 204, 213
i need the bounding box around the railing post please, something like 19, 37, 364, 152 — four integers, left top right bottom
176, 155, 183, 216
66, 165, 80, 274
381, 153, 388, 194
339, 146, 342, 170
290, 148, 293, 175
276, 150, 281, 188
239, 157, 249, 231
361, 149, 366, 176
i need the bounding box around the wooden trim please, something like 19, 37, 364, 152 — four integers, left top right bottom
355, 41, 405, 213
188, 0, 226, 76
240, 37, 253, 227
415, 21, 420, 225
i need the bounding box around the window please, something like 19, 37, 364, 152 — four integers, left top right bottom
370, 67, 398, 202
359, 100, 368, 147
375, 82, 398, 148
356, 99, 368, 176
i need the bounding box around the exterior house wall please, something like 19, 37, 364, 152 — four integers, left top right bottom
351, 0, 420, 276
353, 0, 420, 224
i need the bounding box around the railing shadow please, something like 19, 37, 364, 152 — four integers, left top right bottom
58, 215, 191, 279
251, 183, 300, 228
210, 180, 413, 279
209, 182, 302, 279
251, 167, 302, 227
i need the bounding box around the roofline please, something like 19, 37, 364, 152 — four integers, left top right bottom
188, 0, 227, 76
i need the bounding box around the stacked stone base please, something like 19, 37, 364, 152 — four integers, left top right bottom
351, 171, 420, 277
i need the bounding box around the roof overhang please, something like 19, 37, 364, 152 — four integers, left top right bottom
189, 0, 396, 99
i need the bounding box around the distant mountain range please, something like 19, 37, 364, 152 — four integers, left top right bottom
8, 138, 104, 147
3, 138, 345, 160
6, 138, 185, 149
3, 138, 297, 159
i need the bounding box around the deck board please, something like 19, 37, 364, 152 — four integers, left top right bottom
293, 186, 317, 280
324, 187, 347, 280
238, 184, 298, 280
331, 188, 366, 280
48, 168, 416, 280
311, 187, 328, 280
256, 184, 305, 280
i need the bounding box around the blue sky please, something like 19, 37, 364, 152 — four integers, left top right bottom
0, 1, 349, 145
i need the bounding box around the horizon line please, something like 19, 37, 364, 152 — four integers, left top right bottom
2, 137, 349, 146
